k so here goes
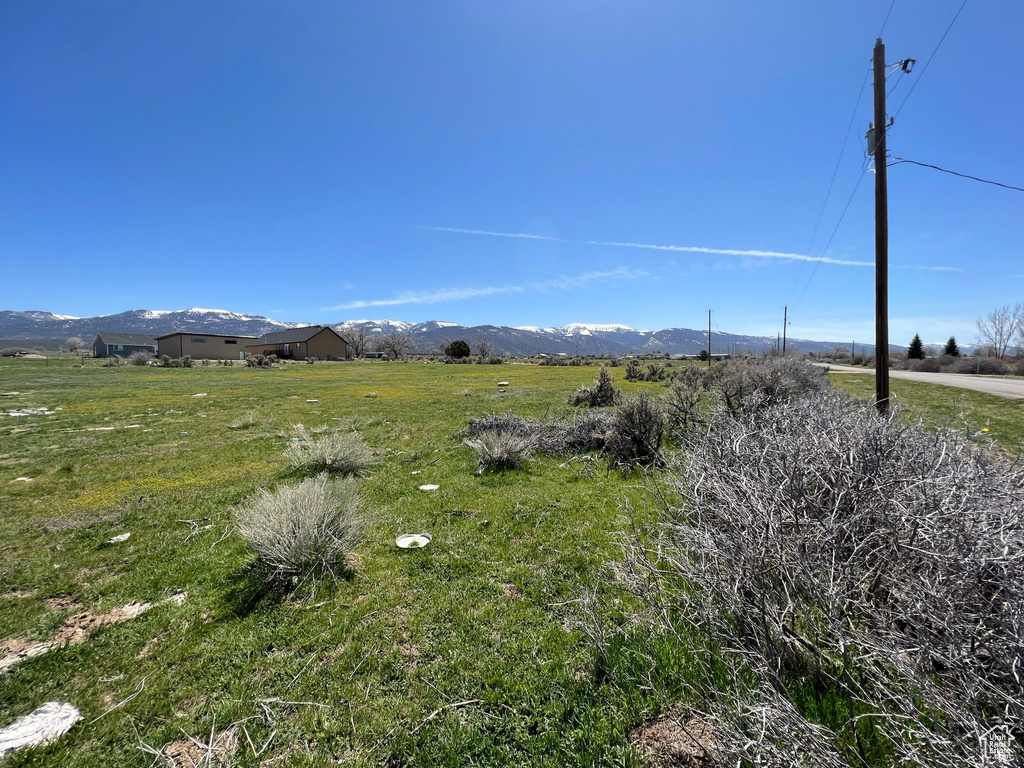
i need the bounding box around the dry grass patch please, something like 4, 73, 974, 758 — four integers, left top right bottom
628, 707, 721, 767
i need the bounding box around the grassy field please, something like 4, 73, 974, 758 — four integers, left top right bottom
829, 370, 1024, 449
0, 358, 676, 767
2, 358, 1019, 766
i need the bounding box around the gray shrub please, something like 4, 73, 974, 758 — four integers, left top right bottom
128, 350, 153, 366
464, 410, 612, 455
285, 424, 379, 475
464, 431, 536, 473
615, 388, 1024, 766
236, 473, 368, 588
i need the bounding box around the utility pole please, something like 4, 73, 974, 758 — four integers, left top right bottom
782, 306, 787, 355
871, 38, 890, 414
707, 309, 712, 367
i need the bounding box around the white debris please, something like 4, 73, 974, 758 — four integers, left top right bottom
10, 477, 32, 483
497, 381, 510, 387
0, 701, 81, 759
418, 484, 439, 491
306, 399, 319, 403
193, 393, 207, 397
106, 532, 131, 544
3, 408, 53, 417
411, 471, 421, 475
396, 533, 432, 549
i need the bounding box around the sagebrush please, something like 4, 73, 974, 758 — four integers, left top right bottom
236, 473, 368, 588
613, 387, 1024, 766
286, 424, 379, 475
464, 431, 536, 473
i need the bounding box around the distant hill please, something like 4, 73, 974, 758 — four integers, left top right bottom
0, 309, 307, 341
0, 309, 899, 356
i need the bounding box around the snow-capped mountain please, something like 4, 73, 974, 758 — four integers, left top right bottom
0, 309, 308, 340
0, 308, 894, 356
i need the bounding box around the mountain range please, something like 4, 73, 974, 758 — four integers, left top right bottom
0, 308, 890, 357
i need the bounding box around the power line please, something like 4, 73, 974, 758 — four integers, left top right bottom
892, 0, 968, 119
878, 0, 897, 37
786, 2, 900, 307
786, 65, 871, 305
888, 157, 1024, 193
793, 170, 869, 308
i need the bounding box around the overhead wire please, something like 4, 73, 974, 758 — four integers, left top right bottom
888, 158, 1024, 193
786, 64, 871, 305
793, 172, 869, 308
787, 0, 900, 309
878, 0, 897, 36
892, 0, 968, 119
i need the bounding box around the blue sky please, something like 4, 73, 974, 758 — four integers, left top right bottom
2, 1, 1021, 345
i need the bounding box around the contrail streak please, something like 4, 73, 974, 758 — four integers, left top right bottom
421, 225, 960, 271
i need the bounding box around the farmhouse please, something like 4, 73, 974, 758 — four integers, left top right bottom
156, 332, 257, 361
245, 326, 348, 361
91, 332, 158, 358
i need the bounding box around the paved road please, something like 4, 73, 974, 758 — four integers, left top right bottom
824, 364, 1024, 400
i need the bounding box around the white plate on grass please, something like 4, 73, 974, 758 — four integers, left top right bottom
396, 533, 432, 549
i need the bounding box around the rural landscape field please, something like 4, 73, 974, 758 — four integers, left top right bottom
2, 356, 1021, 766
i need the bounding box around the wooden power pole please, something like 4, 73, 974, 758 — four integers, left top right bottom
782, 305, 787, 355
872, 38, 890, 414
707, 309, 712, 367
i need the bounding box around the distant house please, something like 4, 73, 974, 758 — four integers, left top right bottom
156, 332, 257, 361
92, 332, 158, 358
245, 326, 348, 361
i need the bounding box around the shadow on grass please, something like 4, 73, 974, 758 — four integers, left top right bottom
222, 560, 356, 619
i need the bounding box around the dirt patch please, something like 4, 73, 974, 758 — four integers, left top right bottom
160, 729, 237, 767
500, 583, 521, 600
43, 596, 79, 612
628, 707, 721, 768
137, 634, 163, 659
398, 642, 421, 658
40, 512, 120, 532
0, 593, 186, 674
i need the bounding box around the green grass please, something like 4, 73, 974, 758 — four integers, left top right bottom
2, 358, 1018, 766
0, 358, 669, 767
830, 370, 1024, 449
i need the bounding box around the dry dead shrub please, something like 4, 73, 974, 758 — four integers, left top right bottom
705, 356, 829, 414
236, 473, 369, 589
614, 389, 1024, 766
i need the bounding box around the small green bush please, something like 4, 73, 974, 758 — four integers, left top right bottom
570, 366, 619, 407
603, 391, 664, 467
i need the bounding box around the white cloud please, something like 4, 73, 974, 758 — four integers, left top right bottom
323, 267, 644, 311
421, 225, 960, 272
